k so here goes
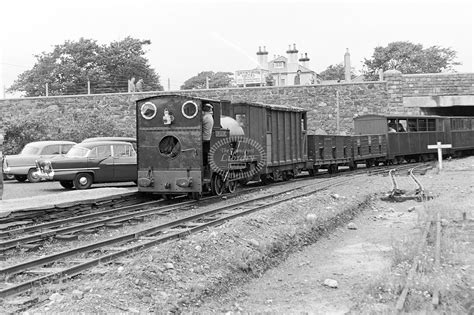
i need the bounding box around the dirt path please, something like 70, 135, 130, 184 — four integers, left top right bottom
196, 199, 420, 313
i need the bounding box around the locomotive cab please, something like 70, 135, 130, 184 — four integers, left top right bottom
136, 95, 243, 199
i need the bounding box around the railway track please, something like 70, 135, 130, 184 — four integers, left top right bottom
0, 174, 365, 300
0, 162, 398, 252
395, 213, 445, 312
383, 163, 433, 202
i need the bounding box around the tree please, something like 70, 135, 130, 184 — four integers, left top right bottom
8, 37, 163, 96
181, 71, 233, 90
363, 41, 460, 80
318, 63, 356, 81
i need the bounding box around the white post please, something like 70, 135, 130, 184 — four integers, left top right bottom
427, 141, 452, 170
45, 83, 49, 96
87, 80, 91, 94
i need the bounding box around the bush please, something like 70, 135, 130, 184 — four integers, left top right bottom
3, 117, 51, 154
3, 109, 135, 154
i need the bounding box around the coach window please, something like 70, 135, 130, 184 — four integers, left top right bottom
427, 119, 436, 131
418, 119, 427, 132
397, 119, 407, 132
464, 119, 471, 130
407, 119, 417, 132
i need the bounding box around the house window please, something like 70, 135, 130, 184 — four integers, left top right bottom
274, 62, 284, 68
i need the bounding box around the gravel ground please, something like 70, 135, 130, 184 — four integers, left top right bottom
0, 182, 137, 214
3, 157, 473, 313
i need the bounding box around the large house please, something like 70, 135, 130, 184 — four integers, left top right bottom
235, 44, 317, 87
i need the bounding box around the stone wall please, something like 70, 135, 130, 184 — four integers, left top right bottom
0, 81, 411, 137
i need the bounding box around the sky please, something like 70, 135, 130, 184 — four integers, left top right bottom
0, 0, 473, 96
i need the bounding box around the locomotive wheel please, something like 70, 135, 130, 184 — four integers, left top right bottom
27, 169, 41, 183
211, 174, 225, 196
74, 173, 93, 190
59, 180, 74, 189
227, 181, 237, 193
308, 168, 316, 176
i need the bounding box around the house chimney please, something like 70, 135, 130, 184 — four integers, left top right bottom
286, 43, 299, 76
256, 46, 269, 70
344, 48, 351, 82
299, 52, 310, 68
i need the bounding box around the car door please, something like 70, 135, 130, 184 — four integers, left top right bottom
112, 143, 137, 181
87, 145, 114, 182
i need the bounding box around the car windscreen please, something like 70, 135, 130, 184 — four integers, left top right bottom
20, 145, 40, 155
66, 147, 91, 157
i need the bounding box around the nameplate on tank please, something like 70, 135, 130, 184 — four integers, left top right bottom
215, 130, 228, 138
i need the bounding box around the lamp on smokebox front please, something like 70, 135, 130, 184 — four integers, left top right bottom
163, 109, 175, 125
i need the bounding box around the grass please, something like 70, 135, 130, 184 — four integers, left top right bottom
357, 169, 474, 314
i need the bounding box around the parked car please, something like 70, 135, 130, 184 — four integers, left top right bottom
3, 141, 76, 183
81, 137, 137, 150
36, 140, 137, 189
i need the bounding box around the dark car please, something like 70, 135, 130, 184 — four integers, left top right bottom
3, 141, 76, 183
36, 141, 137, 189
81, 137, 137, 151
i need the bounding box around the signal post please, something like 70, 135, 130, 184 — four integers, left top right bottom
427, 141, 452, 170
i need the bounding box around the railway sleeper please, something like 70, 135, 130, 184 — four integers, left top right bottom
18, 243, 41, 251
26, 267, 65, 275
79, 229, 96, 234
104, 222, 124, 229
55, 234, 79, 241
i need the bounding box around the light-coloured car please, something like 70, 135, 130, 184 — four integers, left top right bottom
3, 141, 76, 183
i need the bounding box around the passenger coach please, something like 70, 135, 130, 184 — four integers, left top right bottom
354, 114, 474, 163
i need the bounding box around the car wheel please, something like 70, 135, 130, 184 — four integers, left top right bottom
27, 169, 41, 183
74, 173, 93, 190
3, 174, 15, 180
14, 175, 27, 182
60, 180, 74, 189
